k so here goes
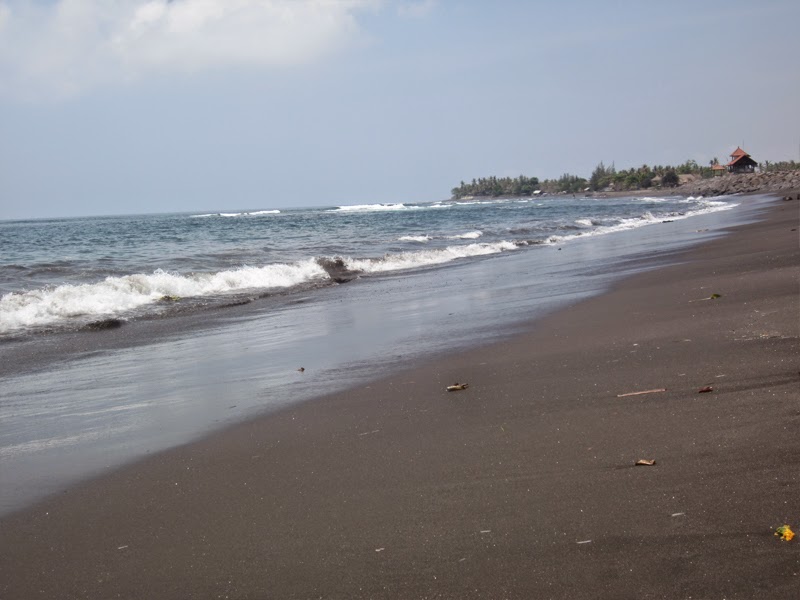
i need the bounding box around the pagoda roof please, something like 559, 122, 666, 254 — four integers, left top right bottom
726, 154, 757, 167
730, 146, 749, 158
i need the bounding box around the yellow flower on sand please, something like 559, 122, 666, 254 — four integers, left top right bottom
775, 525, 795, 542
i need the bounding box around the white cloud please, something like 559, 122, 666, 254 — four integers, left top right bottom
0, 0, 380, 100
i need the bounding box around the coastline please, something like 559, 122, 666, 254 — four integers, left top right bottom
1, 196, 798, 598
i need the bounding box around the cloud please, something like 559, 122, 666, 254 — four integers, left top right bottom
0, 0, 380, 100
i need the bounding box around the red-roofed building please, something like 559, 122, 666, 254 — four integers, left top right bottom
726, 147, 757, 174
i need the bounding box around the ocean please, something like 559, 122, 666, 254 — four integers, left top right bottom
0, 193, 761, 515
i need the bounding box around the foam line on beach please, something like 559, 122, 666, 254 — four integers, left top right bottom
546, 199, 737, 244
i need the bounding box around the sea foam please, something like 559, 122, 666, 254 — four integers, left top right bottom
0, 259, 327, 334
398, 235, 432, 242
191, 210, 280, 218
341, 241, 517, 274
546, 201, 737, 245
447, 230, 483, 240
330, 203, 450, 213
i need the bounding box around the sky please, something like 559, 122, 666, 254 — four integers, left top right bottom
0, 0, 798, 219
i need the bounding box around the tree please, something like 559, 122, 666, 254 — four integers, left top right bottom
450, 174, 541, 199
662, 169, 679, 187
589, 161, 612, 191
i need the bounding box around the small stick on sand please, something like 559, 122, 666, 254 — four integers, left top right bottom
617, 388, 666, 397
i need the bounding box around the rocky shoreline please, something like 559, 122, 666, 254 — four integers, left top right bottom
676, 170, 800, 198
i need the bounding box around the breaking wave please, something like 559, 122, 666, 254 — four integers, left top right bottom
447, 230, 483, 240
340, 241, 517, 274
191, 210, 280, 218
547, 201, 737, 245
1, 195, 738, 336
330, 203, 450, 213
0, 260, 327, 334
398, 235, 432, 242
0, 240, 522, 334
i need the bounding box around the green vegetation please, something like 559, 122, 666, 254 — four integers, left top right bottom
760, 160, 800, 172
451, 156, 799, 198
661, 169, 679, 188
539, 173, 587, 194
451, 175, 540, 199
585, 160, 710, 192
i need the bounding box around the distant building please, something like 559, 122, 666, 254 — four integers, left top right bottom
726, 147, 757, 174
711, 163, 726, 176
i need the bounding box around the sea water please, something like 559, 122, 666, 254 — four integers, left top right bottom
0, 195, 735, 334
0, 194, 764, 515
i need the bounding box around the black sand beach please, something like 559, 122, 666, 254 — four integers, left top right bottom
1, 197, 798, 599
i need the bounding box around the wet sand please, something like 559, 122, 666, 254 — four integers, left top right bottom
1, 197, 798, 599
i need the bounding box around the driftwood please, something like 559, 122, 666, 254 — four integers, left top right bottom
446, 383, 469, 392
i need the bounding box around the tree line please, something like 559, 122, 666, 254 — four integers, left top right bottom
451, 175, 540, 199
452, 156, 799, 199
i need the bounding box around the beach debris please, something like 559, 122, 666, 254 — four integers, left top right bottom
447, 383, 469, 392
480, 530, 491, 534
375, 547, 386, 552
297, 367, 305, 372
160, 294, 180, 302
689, 293, 722, 303
671, 512, 685, 518
617, 388, 666, 397
698, 386, 713, 393
117, 545, 129, 550
775, 525, 795, 542
576, 540, 592, 545
635, 459, 656, 466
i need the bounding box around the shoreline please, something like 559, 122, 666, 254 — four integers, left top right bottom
1, 195, 798, 598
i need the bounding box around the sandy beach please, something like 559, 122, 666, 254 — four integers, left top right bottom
1, 196, 798, 599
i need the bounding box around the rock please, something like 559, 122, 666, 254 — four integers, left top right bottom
84, 318, 124, 331
676, 171, 800, 198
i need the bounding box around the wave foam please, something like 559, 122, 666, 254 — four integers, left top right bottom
546, 202, 736, 245
447, 230, 483, 240
0, 259, 327, 334
332, 203, 409, 212
341, 241, 517, 274
398, 235, 431, 242
191, 210, 280, 218
330, 203, 450, 213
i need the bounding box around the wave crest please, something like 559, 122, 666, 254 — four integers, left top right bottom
339, 241, 517, 274
0, 260, 327, 334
